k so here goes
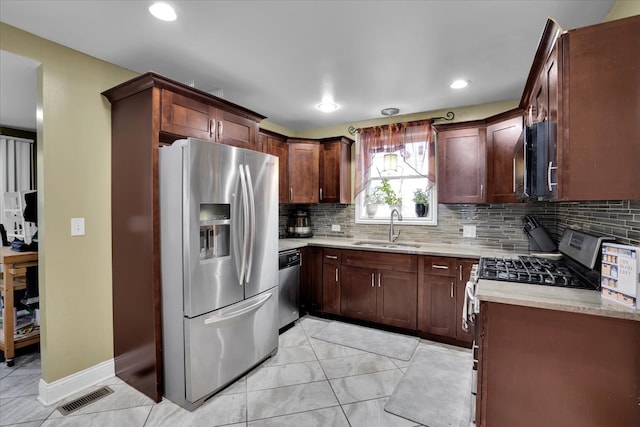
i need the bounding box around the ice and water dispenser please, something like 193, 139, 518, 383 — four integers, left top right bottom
199, 204, 230, 260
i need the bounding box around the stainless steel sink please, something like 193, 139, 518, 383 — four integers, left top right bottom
353, 241, 421, 249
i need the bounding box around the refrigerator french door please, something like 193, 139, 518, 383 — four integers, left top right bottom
160, 138, 279, 410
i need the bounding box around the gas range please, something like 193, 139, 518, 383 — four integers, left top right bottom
478, 229, 614, 291
479, 256, 588, 289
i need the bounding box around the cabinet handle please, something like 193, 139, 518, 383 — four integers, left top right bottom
512, 156, 517, 192
480, 184, 484, 199
450, 282, 454, 298
547, 161, 558, 192
335, 267, 339, 282
371, 273, 375, 288
290, 188, 293, 201
218, 120, 224, 139
378, 273, 381, 288
325, 255, 338, 260
300, 254, 303, 267
209, 119, 215, 138
432, 264, 449, 270
459, 265, 463, 281
320, 188, 323, 200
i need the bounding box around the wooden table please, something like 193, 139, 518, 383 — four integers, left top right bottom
0, 247, 39, 366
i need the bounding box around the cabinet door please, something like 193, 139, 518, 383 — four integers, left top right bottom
422, 274, 457, 338
377, 270, 417, 330
486, 115, 523, 203
288, 142, 320, 203
340, 265, 377, 322
319, 139, 351, 204
437, 127, 486, 203
300, 247, 323, 312
217, 109, 258, 151
161, 90, 216, 140
455, 260, 476, 344
322, 262, 341, 315
266, 136, 289, 204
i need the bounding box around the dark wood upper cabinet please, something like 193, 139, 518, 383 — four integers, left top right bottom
287, 140, 320, 203
161, 87, 260, 151
261, 131, 288, 203
101, 72, 264, 403
319, 137, 353, 204
521, 15, 640, 201
486, 111, 524, 203
436, 124, 487, 204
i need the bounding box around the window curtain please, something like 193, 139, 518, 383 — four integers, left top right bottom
0, 135, 35, 225
354, 120, 435, 197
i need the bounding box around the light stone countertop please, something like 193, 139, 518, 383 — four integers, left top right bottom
279, 237, 640, 323
278, 237, 517, 259
477, 279, 640, 322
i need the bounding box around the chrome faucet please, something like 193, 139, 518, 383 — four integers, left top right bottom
389, 208, 402, 242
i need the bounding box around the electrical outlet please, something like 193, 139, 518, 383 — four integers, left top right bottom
331, 224, 341, 232
463, 225, 476, 238
71, 217, 85, 236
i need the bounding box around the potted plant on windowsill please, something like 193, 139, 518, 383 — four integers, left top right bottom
412, 188, 430, 217
380, 177, 403, 211
365, 186, 384, 218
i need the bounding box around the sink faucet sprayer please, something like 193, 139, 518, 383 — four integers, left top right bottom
389, 208, 402, 242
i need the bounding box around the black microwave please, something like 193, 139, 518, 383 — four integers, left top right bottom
514, 121, 556, 200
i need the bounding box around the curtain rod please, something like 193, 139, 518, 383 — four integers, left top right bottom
347, 111, 454, 136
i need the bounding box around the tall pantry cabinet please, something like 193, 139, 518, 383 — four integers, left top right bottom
102, 72, 265, 402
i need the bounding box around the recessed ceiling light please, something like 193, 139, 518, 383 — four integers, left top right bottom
149, 2, 177, 21
450, 79, 469, 89
318, 102, 338, 113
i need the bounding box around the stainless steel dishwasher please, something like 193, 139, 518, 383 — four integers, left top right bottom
278, 249, 300, 329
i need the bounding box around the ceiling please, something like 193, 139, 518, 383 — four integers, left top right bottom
0, 0, 614, 132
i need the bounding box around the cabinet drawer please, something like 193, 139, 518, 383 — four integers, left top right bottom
342, 249, 417, 273
323, 248, 341, 264
423, 256, 455, 276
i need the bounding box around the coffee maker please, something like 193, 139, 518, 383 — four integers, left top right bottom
286, 209, 314, 238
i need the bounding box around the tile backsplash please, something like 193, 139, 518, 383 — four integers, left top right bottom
280, 200, 640, 251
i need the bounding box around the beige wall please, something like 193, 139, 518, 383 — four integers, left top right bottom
604, 0, 640, 21
0, 23, 136, 383
261, 98, 519, 139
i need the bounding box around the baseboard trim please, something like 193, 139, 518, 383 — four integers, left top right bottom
38, 358, 115, 406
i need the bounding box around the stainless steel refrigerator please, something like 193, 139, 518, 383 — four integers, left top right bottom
159, 137, 279, 410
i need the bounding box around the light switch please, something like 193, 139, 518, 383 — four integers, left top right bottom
71, 217, 85, 236
463, 225, 476, 238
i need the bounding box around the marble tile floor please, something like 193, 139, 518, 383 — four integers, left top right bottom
0, 316, 472, 427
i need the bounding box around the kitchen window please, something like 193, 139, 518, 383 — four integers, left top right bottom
354, 120, 437, 225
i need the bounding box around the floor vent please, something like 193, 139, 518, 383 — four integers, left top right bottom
57, 386, 114, 416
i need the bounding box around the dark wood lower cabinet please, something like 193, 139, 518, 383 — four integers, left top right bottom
377, 270, 417, 330
418, 256, 477, 346
478, 301, 640, 427
421, 274, 457, 338
340, 265, 377, 322
300, 247, 322, 312
322, 262, 341, 315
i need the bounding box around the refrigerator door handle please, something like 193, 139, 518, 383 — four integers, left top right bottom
238, 165, 250, 285
203, 292, 273, 325
244, 164, 256, 283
